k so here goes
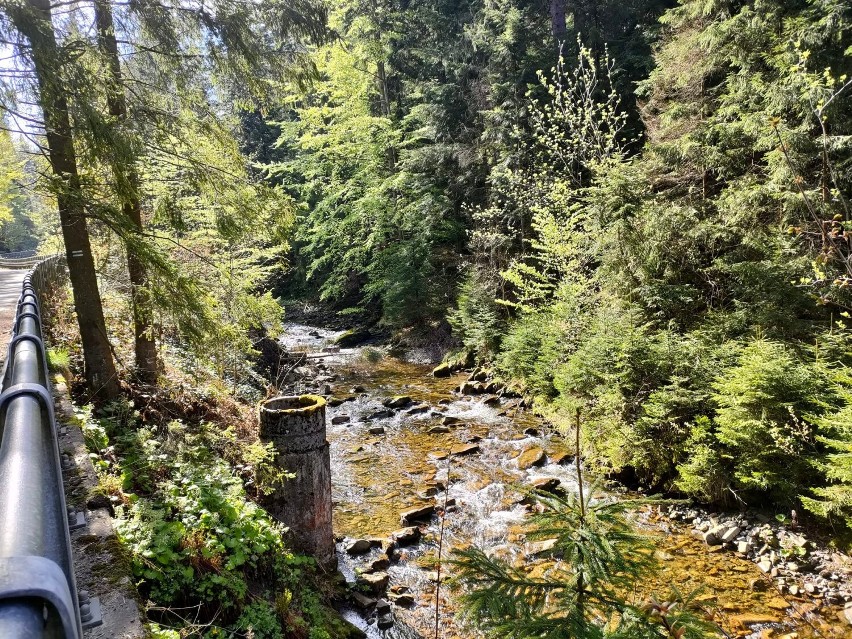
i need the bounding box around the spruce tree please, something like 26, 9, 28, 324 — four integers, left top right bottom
3, 0, 121, 401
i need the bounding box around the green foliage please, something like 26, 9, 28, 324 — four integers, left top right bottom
802, 372, 852, 528
451, 488, 715, 639
70, 405, 337, 637
146, 624, 180, 639
116, 438, 287, 607
230, 601, 284, 639
712, 339, 829, 502
447, 269, 505, 360
496, 310, 564, 400
452, 0, 852, 525
0, 128, 22, 225
46, 347, 70, 373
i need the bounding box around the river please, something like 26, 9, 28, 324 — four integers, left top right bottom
279, 324, 850, 639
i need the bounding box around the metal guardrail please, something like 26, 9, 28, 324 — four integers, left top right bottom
0, 250, 38, 260
0, 254, 90, 638
0, 253, 56, 271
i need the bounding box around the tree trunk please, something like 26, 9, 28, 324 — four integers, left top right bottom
550, 0, 568, 43
10, 0, 121, 401
94, 0, 158, 385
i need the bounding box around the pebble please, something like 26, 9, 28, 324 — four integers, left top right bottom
662, 504, 852, 609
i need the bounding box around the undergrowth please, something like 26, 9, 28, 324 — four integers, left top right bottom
44, 287, 357, 639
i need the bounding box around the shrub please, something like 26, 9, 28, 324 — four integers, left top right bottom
801, 376, 852, 529
116, 454, 287, 608
448, 269, 505, 361
711, 339, 830, 504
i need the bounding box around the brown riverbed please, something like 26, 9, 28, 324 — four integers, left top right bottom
281, 324, 850, 639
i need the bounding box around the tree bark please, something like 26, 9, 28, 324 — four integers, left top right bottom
550, 0, 568, 43
94, 0, 158, 385
10, 0, 121, 401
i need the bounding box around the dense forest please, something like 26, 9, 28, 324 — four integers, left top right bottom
1, 0, 852, 637
256, 0, 852, 523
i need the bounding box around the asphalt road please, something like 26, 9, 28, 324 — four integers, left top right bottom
0, 269, 27, 371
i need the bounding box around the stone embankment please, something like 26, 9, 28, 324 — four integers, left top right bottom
663, 505, 852, 626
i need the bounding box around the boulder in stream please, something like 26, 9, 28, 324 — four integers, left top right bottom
442, 416, 461, 426
450, 443, 481, 456
368, 425, 385, 435
548, 451, 572, 465
331, 415, 351, 425
459, 381, 485, 395
527, 538, 558, 556
357, 571, 390, 594
345, 539, 373, 555
350, 591, 376, 610
432, 363, 452, 378
335, 327, 371, 348
366, 409, 393, 420
327, 396, 356, 407
392, 526, 422, 546
400, 504, 436, 524
406, 404, 430, 415
377, 613, 394, 630
469, 368, 488, 382
517, 447, 546, 470
389, 592, 415, 607
529, 477, 561, 493
367, 554, 391, 572
383, 395, 413, 409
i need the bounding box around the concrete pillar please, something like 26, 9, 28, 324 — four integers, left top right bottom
259, 394, 335, 567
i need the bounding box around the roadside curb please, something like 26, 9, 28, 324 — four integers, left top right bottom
54, 374, 147, 639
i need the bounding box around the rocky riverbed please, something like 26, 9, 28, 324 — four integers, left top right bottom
277, 323, 852, 639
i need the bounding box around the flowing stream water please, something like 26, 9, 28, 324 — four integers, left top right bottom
279, 324, 849, 639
